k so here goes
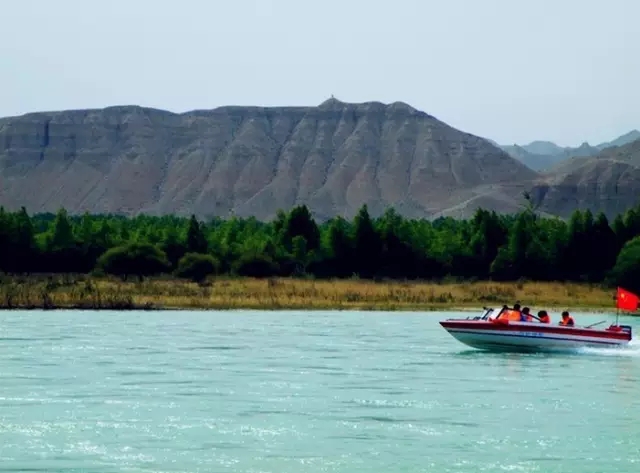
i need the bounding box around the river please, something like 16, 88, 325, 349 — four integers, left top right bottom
0, 309, 638, 472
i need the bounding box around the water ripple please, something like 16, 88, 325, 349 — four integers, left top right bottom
0, 309, 638, 472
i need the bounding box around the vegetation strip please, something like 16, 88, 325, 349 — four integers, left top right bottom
0, 276, 621, 312
0, 203, 638, 312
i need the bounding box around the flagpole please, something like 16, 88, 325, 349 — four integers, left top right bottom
615, 287, 620, 326
616, 287, 620, 327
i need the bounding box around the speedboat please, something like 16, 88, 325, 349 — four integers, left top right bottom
439, 307, 633, 352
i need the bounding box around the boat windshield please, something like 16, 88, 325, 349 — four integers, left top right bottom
480, 308, 495, 320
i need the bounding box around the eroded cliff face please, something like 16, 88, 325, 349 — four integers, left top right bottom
2, 99, 540, 221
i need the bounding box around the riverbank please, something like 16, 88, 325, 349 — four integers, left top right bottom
0, 275, 621, 312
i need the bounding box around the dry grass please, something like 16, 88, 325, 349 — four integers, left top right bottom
0, 274, 620, 312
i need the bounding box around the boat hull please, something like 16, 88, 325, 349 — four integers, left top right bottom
440, 319, 632, 353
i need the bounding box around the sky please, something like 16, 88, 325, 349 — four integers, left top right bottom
1, 0, 637, 147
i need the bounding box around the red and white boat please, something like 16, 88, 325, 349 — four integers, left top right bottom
439, 307, 633, 352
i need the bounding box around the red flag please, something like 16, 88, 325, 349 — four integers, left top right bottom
616, 287, 639, 312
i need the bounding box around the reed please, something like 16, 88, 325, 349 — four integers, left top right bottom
0, 274, 619, 312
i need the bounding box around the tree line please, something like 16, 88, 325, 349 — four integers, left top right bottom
0, 203, 639, 291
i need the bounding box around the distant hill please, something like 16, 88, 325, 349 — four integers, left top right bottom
596, 129, 640, 150
0, 99, 538, 222
528, 138, 640, 219
497, 144, 563, 173
499, 130, 640, 171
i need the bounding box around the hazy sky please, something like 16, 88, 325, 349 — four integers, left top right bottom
1, 0, 637, 146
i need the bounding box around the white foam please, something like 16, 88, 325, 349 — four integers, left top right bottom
578, 339, 640, 358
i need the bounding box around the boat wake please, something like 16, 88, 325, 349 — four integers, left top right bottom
577, 340, 640, 358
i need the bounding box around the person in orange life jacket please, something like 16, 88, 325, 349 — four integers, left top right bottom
537, 310, 550, 323
497, 303, 521, 321
502, 301, 522, 320
520, 306, 533, 321
559, 311, 575, 326
493, 305, 508, 319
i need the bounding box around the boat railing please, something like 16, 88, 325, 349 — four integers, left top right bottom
614, 324, 633, 335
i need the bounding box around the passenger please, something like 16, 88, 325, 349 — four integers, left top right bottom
508, 310, 522, 321
492, 305, 506, 319
521, 307, 533, 322
513, 303, 521, 312
495, 305, 508, 319
537, 310, 550, 323
559, 311, 575, 326
496, 307, 522, 321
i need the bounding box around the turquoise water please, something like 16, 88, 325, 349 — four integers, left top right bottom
0, 310, 639, 472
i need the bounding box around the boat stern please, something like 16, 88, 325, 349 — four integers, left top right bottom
606, 324, 633, 341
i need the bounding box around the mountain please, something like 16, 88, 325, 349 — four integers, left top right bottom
596, 129, 640, 150
528, 138, 640, 219
500, 130, 640, 171
497, 144, 562, 173
500, 141, 600, 171
1, 100, 637, 223
519, 140, 565, 156
0, 99, 539, 222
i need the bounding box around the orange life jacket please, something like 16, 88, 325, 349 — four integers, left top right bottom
539, 315, 550, 323
499, 309, 522, 321
560, 316, 575, 326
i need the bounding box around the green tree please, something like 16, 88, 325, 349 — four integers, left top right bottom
291, 235, 308, 271
608, 236, 640, 293
352, 205, 381, 278
97, 242, 170, 281
175, 253, 219, 283
1, 199, 638, 285
0, 207, 12, 272
10, 207, 38, 273
232, 253, 279, 278
161, 225, 186, 268
40, 208, 89, 273
186, 215, 208, 254
587, 212, 618, 281
320, 216, 353, 277
469, 209, 508, 277
281, 205, 320, 253
490, 211, 534, 279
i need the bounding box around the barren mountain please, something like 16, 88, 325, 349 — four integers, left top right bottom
529, 139, 640, 219
0, 99, 539, 221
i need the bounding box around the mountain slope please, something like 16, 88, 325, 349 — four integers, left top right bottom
596, 129, 640, 150
529, 139, 640, 219
0, 99, 539, 221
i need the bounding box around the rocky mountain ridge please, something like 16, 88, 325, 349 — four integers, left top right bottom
0, 99, 638, 222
